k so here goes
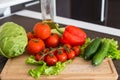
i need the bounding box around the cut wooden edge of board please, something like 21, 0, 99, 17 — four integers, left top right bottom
0, 59, 11, 79
107, 58, 118, 79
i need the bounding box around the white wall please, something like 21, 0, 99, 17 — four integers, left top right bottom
0, 8, 5, 15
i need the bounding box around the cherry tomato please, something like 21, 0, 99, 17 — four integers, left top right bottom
27, 38, 45, 55
56, 49, 67, 62
72, 46, 81, 56
45, 33, 60, 48
35, 53, 44, 61
33, 22, 51, 39
45, 54, 58, 66
27, 32, 34, 40
66, 49, 75, 60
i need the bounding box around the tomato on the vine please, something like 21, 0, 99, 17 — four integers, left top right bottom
33, 22, 51, 39
27, 38, 45, 55
35, 53, 44, 61
56, 49, 67, 62
66, 49, 75, 60
45, 54, 58, 66
45, 33, 60, 48
72, 46, 81, 56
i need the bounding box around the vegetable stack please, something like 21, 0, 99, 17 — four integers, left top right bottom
26, 22, 87, 79
26, 22, 86, 65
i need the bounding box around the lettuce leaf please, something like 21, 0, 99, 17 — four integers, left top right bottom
28, 63, 47, 80
26, 55, 45, 65
103, 38, 120, 59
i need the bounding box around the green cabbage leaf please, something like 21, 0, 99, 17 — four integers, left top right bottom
0, 22, 28, 58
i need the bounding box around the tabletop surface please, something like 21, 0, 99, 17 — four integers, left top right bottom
0, 12, 120, 80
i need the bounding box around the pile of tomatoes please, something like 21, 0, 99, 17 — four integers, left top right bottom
26, 22, 81, 66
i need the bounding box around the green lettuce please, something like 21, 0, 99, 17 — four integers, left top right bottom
103, 38, 120, 59
0, 22, 28, 58
26, 55, 45, 65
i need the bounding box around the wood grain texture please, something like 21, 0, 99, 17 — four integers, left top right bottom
1, 53, 118, 80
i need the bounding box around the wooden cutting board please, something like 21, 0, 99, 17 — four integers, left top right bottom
0, 53, 118, 80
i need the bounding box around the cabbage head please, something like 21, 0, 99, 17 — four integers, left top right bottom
0, 22, 28, 58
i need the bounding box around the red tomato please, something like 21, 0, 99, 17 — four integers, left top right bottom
66, 49, 75, 60
45, 33, 60, 48
56, 49, 67, 62
33, 22, 51, 39
72, 46, 81, 56
27, 38, 45, 55
35, 53, 44, 61
45, 54, 58, 66
27, 32, 34, 40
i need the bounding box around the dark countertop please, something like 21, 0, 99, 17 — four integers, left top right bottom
0, 15, 120, 80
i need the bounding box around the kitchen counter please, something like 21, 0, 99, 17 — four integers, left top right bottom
0, 10, 120, 80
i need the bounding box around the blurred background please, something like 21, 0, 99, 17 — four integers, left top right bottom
0, 0, 120, 29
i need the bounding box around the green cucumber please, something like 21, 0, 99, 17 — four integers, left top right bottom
92, 40, 110, 66
84, 38, 102, 60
